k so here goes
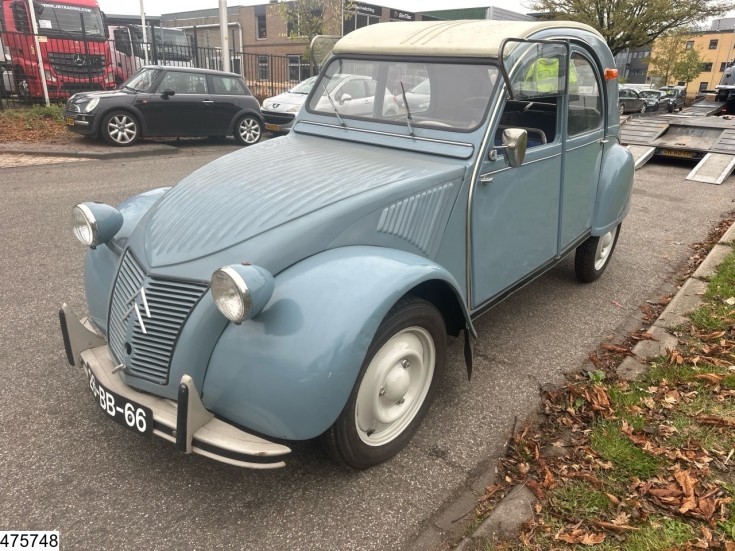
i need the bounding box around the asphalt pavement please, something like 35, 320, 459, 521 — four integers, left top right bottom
0, 140, 733, 550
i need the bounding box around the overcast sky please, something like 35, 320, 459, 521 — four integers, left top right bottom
97, 0, 533, 18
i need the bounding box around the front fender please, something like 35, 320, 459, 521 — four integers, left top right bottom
592, 142, 634, 235
202, 246, 469, 441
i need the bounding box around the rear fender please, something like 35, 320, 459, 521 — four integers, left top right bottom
202, 246, 471, 440
592, 142, 634, 235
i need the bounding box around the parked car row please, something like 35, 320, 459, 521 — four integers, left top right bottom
618, 85, 686, 115
65, 65, 690, 147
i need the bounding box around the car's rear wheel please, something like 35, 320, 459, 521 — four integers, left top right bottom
234, 115, 262, 146
618, 102, 625, 115
575, 224, 621, 283
639, 104, 646, 113
101, 110, 139, 147
323, 296, 446, 469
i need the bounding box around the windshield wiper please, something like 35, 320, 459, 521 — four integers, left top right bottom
321, 81, 346, 127
399, 81, 415, 137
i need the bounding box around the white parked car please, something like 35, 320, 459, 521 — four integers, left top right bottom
262, 76, 317, 133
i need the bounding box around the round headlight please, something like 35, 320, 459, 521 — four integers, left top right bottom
72, 204, 97, 246
84, 97, 100, 113
211, 264, 274, 323
71, 202, 124, 248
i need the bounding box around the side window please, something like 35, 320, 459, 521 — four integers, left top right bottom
568, 53, 602, 136
156, 72, 207, 94
211, 75, 246, 95
11, 0, 30, 33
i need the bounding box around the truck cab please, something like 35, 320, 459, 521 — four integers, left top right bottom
62, 20, 633, 470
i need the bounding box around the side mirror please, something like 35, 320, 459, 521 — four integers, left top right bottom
162, 89, 175, 98
490, 128, 527, 167
339, 93, 352, 105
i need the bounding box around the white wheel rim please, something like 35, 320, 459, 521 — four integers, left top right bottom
238, 118, 261, 144
108, 115, 136, 144
594, 226, 618, 271
355, 326, 435, 446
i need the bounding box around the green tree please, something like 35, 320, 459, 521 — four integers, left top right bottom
530, 0, 733, 55
672, 48, 704, 87
273, 0, 354, 43
646, 32, 692, 86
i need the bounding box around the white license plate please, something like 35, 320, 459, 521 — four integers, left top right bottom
85, 366, 153, 437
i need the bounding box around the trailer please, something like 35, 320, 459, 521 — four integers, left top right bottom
620, 113, 735, 184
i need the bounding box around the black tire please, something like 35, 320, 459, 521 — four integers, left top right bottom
618, 102, 625, 115
575, 224, 621, 283
233, 115, 262, 146
101, 110, 139, 147
639, 104, 646, 113
323, 296, 447, 469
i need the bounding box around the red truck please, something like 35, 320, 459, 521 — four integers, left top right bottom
0, 0, 114, 99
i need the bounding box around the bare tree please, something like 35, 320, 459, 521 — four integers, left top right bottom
531, 0, 733, 55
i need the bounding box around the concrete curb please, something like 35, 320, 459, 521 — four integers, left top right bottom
0, 142, 179, 159
417, 222, 735, 551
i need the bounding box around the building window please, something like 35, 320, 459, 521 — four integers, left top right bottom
343, 13, 380, 34
701, 62, 713, 72
709, 39, 718, 49
288, 55, 311, 82
685, 40, 694, 50
699, 81, 708, 91
258, 56, 269, 81
255, 6, 266, 39
721, 62, 728, 72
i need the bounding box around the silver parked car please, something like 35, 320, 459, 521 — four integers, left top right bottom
261, 76, 317, 133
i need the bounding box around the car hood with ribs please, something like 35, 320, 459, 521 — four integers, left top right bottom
134, 132, 467, 278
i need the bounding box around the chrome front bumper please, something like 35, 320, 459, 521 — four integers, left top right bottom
60, 304, 291, 469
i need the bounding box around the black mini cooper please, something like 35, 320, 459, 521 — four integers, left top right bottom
64, 66, 264, 147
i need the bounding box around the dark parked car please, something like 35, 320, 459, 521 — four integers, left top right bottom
64, 66, 264, 147
618, 87, 648, 114
660, 86, 686, 112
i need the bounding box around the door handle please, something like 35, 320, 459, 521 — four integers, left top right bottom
479, 173, 494, 185
202, 100, 214, 105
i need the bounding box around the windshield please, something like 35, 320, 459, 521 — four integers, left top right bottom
307, 58, 499, 132
36, 2, 105, 38
290, 76, 317, 94
639, 90, 661, 98
123, 67, 160, 91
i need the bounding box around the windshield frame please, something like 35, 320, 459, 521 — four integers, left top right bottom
305, 55, 499, 134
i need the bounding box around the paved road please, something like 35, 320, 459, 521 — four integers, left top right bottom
0, 145, 732, 550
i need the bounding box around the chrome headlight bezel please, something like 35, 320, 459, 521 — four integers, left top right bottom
211, 264, 274, 323
72, 203, 97, 246
71, 202, 124, 248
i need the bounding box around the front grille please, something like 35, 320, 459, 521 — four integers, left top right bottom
108, 251, 209, 385
48, 52, 105, 77
262, 111, 296, 125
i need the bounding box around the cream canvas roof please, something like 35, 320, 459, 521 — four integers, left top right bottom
332, 20, 602, 58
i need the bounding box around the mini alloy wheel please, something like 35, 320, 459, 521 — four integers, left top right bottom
101, 111, 139, 147
234, 115, 262, 146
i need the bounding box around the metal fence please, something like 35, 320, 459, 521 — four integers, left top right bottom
0, 29, 314, 109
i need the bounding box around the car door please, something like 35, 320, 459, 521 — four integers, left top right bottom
561, 51, 604, 249
205, 74, 252, 135
334, 77, 373, 116
140, 70, 212, 136
470, 40, 566, 308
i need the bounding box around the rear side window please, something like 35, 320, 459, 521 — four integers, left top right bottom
210, 75, 248, 96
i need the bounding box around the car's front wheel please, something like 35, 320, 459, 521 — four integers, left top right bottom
639, 103, 646, 113
575, 224, 621, 283
101, 110, 139, 147
234, 115, 262, 146
324, 296, 446, 469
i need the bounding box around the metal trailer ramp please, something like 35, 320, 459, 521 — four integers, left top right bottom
626, 145, 656, 169
621, 114, 735, 183
683, 100, 726, 117
686, 153, 735, 184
